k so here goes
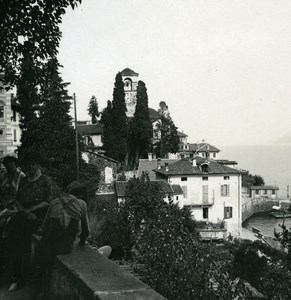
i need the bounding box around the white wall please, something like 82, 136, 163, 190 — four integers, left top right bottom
92, 135, 102, 147
168, 174, 241, 235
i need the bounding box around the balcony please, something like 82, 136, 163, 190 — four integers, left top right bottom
184, 198, 214, 208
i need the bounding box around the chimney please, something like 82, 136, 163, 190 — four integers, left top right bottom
157, 158, 161, 169
165, 162, 169, 172
148, 153, 153, 161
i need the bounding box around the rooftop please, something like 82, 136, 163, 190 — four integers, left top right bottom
120, 68, 139, 77
148, 107, 161, 121
77, 123, 103, 135
154, 156, 242, 176
137, 158, 179, 180
249, 185, 279, 190
184, 143, 220, 153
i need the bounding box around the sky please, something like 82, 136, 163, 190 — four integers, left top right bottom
58, 0, 291, 146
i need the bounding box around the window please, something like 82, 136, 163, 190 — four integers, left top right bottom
176, 196, 179, 200
182, 186, 187, 198
0, 105, 4, 120
202, 176, 208, 181
224, 176, 230, 180
13, 129, 17, 142
202, 152, 205, 157
224, 207, 233, 219
202, 185, 208, 203
221, 184, 230, 196
180, 154, 184, 158
203, 207, 208, 219
272, 190, 276, 195
181, 177, 187, 181
264, 190, 267, 194
213, 153, 216, 158
255, 190, 259, 195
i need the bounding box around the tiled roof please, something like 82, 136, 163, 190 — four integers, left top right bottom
86, 150, 119, 163
115, 180, 182, 197
148, 108, 161, 121
177, 131, 188, 137
120, 68, 139, 76
215, 159, 238, 165
154, 157, 241, 176
187, 143, 220, 152
77, 124, 103, 135
250, 186, 279, 190
171, 184, 183, 195
137, 158, 179, 180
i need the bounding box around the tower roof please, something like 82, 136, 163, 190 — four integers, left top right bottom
120, 68, 139, 76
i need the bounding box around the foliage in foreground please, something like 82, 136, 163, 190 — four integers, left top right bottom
89, 177, 291, 299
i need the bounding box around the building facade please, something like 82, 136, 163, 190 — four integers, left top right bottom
154, 156, 242, 236
120, 68, 139, 118
0, 83, 21, 157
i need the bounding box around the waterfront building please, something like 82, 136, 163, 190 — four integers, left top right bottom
154, 156, 243, 235
249, 185, 279, 200
0, 80, 21, 157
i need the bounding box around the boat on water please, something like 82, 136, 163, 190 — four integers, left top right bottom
269, 201, 291, 218
269, 211, 291, 218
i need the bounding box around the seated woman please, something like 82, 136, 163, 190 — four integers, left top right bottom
7, 151, 52, 292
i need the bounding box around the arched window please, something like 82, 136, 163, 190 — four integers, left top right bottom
124, 78, 132, 91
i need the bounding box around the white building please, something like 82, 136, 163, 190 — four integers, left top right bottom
0, 80, 21, 157
154, 156, 243, 236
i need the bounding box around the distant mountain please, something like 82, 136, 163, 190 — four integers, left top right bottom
272, 131, 291, 144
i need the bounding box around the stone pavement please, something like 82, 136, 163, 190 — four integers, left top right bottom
0, 264, 39, 300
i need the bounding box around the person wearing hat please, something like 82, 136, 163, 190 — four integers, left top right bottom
0, 155, 26, 209
6, 151, 53, 292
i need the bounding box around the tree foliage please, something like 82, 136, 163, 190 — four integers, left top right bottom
101, 73, 128, 163
242, 170, 265, 188
0, 0, 82, 87
154, 101, 179, 158
129, 81, 152, 168
88, 95, 99, 124
100, 101, 115, 159
17, 58, 84, 187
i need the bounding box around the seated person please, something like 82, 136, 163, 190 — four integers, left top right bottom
35, 182, 90, 267
0, 154, 25, 209
7, 151, 52, 292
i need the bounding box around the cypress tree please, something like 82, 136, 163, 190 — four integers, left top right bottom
129, 80, 152, 167
101, 100, 116, 159
111, 72, 128, 162
154, 101, 180, 158
88, 95, 99, 124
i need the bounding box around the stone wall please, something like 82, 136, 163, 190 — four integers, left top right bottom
242, 198, 279, 223
45, 245, 165, 300
87, 152, 119, 194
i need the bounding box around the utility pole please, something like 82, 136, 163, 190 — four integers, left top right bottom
73, 93, 80, 181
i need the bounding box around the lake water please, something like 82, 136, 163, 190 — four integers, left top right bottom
243, 212, 291, 237
219, 144, 291, 199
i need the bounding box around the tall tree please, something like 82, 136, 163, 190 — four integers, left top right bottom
16, 52, 42, 158
0, 0, 82, 87
88, 95, 99, 124
111, 72, 128, 163
100, 100, 116, 159
18, 58, 83, 186
129, 80, 152, 167
154, 101, 179, 158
